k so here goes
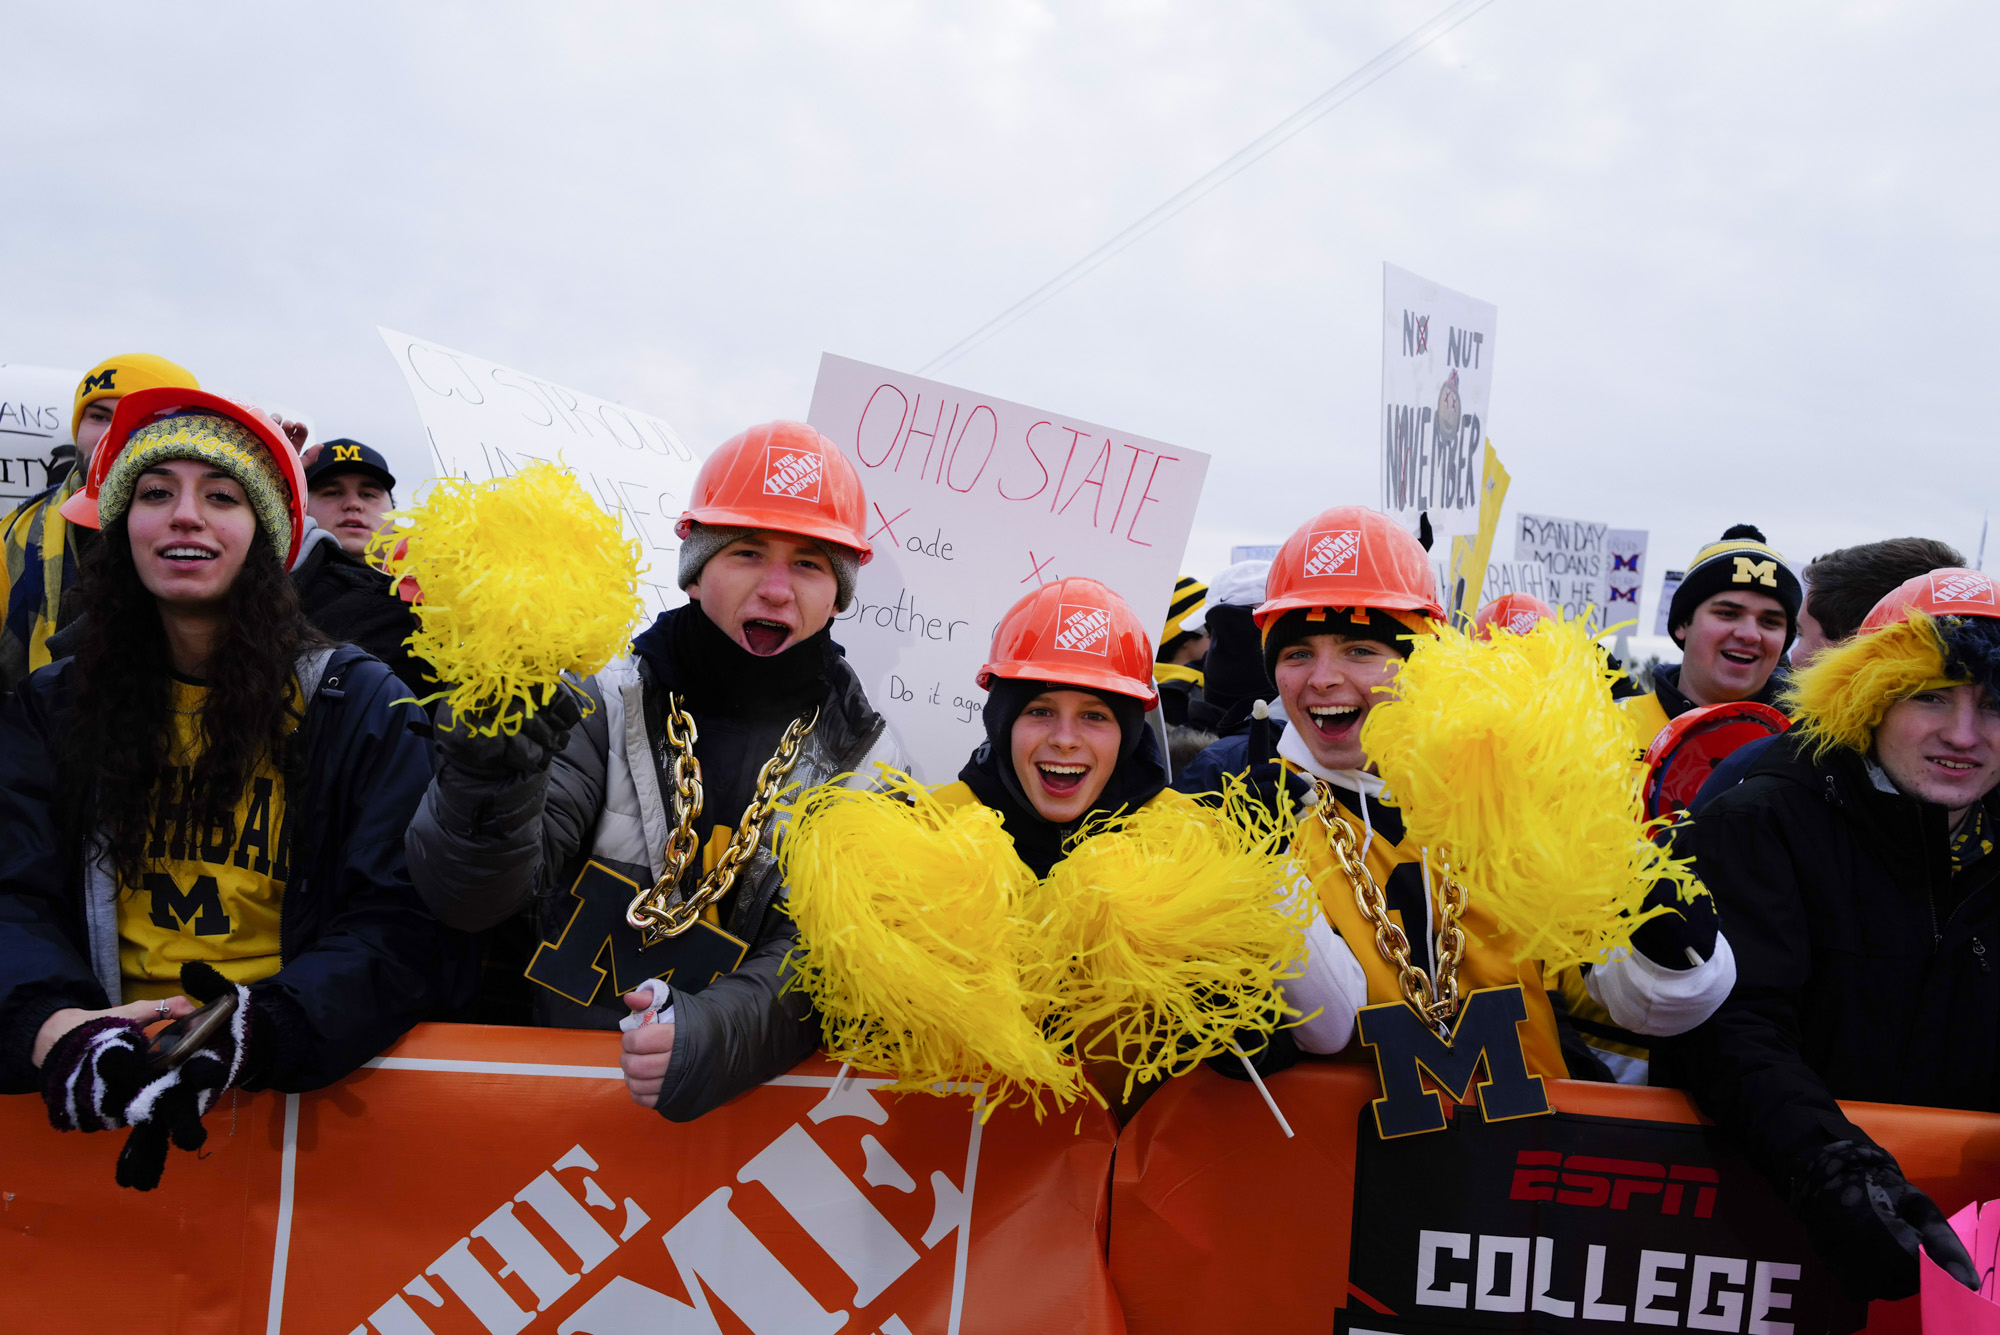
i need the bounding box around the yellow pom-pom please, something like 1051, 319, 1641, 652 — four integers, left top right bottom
1361, 612, 1702, 971
1029, 784, 1310, 1102
778, 772, 1086, 1116
368, 463, 643, 733
1786, 612, 1950, 759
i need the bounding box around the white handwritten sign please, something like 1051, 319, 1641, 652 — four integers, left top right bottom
1429, 557, 1551, 614
1656, 570, 1686, 637
1515, 513, 1612, 631
0, 364, 80, 507
1380, 264, 1498, 544
807, 354, 1210, 783
378, 328, 702, 615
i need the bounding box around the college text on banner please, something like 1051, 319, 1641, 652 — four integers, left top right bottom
1381, 264, 1498, 546
378, 328, 704, 614
0, 1026, 1124, 1335
1109, 1061, 2000, 1335
0, 362, 81, 507
807, 353, 1209, 782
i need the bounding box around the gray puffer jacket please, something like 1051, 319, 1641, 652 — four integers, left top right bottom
407, 642, 903, 1121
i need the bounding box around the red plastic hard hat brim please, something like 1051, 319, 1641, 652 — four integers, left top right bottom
1251, 591, 1445, 630
58, 386, 308, 568
1641, 700, 1790, 820
677, 504, 874, 565
976, 661, 1161, 710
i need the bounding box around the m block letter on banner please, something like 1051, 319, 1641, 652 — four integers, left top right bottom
1380, 264, 1498, 547
807, 354, 1210, 782
1355, 985, 1553, 1138
378, 327, 705, 614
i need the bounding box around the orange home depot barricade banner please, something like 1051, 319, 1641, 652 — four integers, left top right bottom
1109, 1062, 2000, 1335
0, 1023, 1124, 1335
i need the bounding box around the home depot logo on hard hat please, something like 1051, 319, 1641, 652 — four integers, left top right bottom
1507, 610, 1539, 636
1053, 605, 1112, 656
1933, 570, 1997, 606
763, 445, 824, 502
1303, 529, 1362, 579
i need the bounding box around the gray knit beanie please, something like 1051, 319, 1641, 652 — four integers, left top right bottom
678, 522, 860, 611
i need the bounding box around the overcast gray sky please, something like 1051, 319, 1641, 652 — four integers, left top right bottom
7, 1, 1993, 647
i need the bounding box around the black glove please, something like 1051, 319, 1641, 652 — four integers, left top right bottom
41, 1015, 152, 1132
1628, 876, 1719, 968
114, 963, 268, 1192
436, 679, 586, 776
1206, 1026, 1301, 1082
1790, 1139, 1979, 1300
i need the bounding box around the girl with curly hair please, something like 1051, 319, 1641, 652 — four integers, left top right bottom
0, 388, 463, 1190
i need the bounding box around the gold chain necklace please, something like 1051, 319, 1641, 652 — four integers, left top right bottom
624, 692, 819, 946
1314, 779, 1468, 1031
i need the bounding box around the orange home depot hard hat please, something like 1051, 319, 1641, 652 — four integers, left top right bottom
58, 386, 308, 567
676, 420, 872, 562
977, 577, 1160, 709
1474, 592, 1556, 640
1254, 505, 1444, 629
1860, 568, 2000, 633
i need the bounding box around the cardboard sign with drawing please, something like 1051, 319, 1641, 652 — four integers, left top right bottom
1380, 264, 1498, 547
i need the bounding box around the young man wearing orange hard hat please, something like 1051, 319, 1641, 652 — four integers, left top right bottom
406, 422, 906, 1121
1, 353, 201, 692
1240, 507, 1572, 1079
1658, 569, 2000, 1302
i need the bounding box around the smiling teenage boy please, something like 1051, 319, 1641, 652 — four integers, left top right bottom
1257, 507, 1568, 1078
406, 421, 904, 1119
1660, 568, 2000, 1302
1623, 524, 1800, 748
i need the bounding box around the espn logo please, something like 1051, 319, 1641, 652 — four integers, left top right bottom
763, 446, 823, 501
1508, 1151, 1717, 1218
1303, 529, 1361, 579
1933, 570, 1997, 606
1053, 605, 1112, 656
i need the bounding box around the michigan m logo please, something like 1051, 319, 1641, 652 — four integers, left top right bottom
1354, 985, 1552, 1138
80, 369, 117, 395
1731, 556, 1778, 588
145, 871, 231, 936
332, 444, 362, 462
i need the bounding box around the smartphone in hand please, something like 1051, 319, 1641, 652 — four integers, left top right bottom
146, 993, 237, 1071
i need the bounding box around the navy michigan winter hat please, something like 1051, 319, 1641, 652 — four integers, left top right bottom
1666, 524, 1802, 648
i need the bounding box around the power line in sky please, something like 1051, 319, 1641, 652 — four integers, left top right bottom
918, 0, 1500, 377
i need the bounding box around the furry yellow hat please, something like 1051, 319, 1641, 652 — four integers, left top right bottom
1787, 569, 2000, 757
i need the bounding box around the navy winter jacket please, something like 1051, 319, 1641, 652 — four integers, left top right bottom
0, 645, 470, 1093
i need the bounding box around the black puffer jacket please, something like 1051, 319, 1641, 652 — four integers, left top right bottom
0, 645, 467, 1093
1660, 732, 2000, 1188
406, 607, 905, 1121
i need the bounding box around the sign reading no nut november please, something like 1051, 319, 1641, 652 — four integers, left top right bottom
808, 354, 1210, 783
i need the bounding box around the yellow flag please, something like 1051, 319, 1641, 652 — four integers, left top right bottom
1446, 439, 1510, 626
